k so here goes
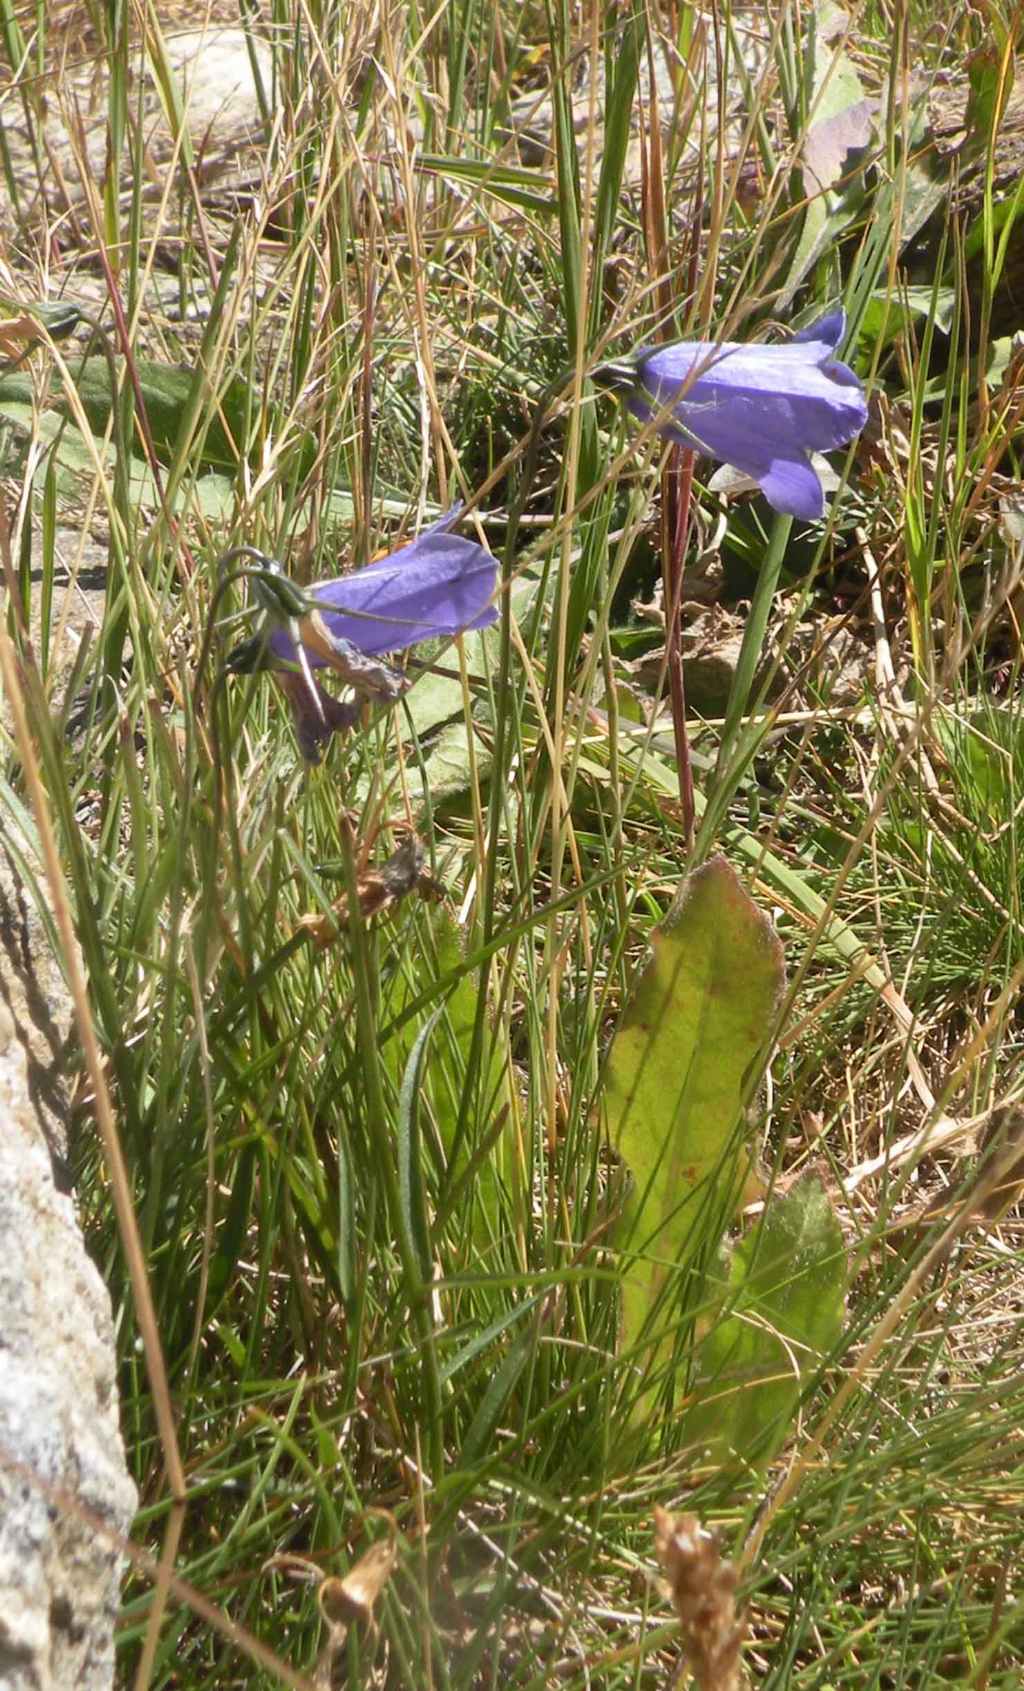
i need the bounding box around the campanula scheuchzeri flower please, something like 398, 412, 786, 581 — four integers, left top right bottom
225, 503, 498, 761
593, 310, 867, 520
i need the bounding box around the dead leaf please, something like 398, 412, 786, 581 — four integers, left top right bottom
315, 1525, 398, 1689
297, 835, 445, 948
263, 1518, 399, 1691
902, 1102, 1024, 1231
0, 313, 45, 356
318, 1535, 398, 1633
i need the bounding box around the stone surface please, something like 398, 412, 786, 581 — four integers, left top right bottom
506, 12, 771, 188
0, 878, 137, 1691
157, 26, 273, 159
0, 847, 75, 1173
55, 23, 272, 184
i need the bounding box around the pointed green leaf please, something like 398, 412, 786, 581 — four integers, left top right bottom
858, 284, 957, 346
417, 154, 556, 215
606, 855, 785, 1369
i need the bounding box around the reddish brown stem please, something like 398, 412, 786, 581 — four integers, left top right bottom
661, 446, 696, 850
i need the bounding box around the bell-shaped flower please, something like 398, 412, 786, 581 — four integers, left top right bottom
224, 503, 498, 761
593, 310, 867, 520
265, 505, 498, 671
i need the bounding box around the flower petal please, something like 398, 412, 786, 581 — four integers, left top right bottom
758, 456, 826, 521
296, 616, 410, 697
792, 309, 846, 348
312, 534, 498, 652
637, 340, 865, 420
419, 499, 465, 537
678, 383, 863, 466
274, 671, 363, 763
267, 531, 498, 669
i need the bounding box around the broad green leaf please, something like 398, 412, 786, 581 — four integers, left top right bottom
858, 284, 957, 346
0, 399, 237, 517
404, 717, 487, 810
801, 97, 872, 197
0, 358, 315, 474
930, 704, 1019, 825
0, 295, 84, 343
778, 3, 873, 305
398, 571, 542, 811
606, 856, 785, 1374
684, 1175, 846, 1471
894, 102, 951, 252
895, 31, 1020, 263
0, 387, 422, 525
964, 42, 1015, 150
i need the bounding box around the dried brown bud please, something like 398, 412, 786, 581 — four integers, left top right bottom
654, 1507, 746, 1691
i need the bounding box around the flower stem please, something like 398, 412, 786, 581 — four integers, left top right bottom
705, 512, 793, 841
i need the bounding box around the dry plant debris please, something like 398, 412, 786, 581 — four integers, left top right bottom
654, 1507, 747, 1691
295, 834, 446, 948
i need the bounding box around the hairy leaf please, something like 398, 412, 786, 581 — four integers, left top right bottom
685, 1175, 846, 1471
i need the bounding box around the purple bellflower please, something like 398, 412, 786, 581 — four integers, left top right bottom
225, 503, 498, 762
593, 310, 867, 520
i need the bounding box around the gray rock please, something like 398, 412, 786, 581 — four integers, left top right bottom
505, 15, 771, 188
0, 890, 137, 1690
0, 849, 75, 1173
0, 23, 273, 233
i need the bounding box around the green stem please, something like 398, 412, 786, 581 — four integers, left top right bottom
702, 512, 793, 848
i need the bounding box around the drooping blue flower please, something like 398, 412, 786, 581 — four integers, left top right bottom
593, 311, 867, 520
262, 503, 497, 670
224, 503, 498, 761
